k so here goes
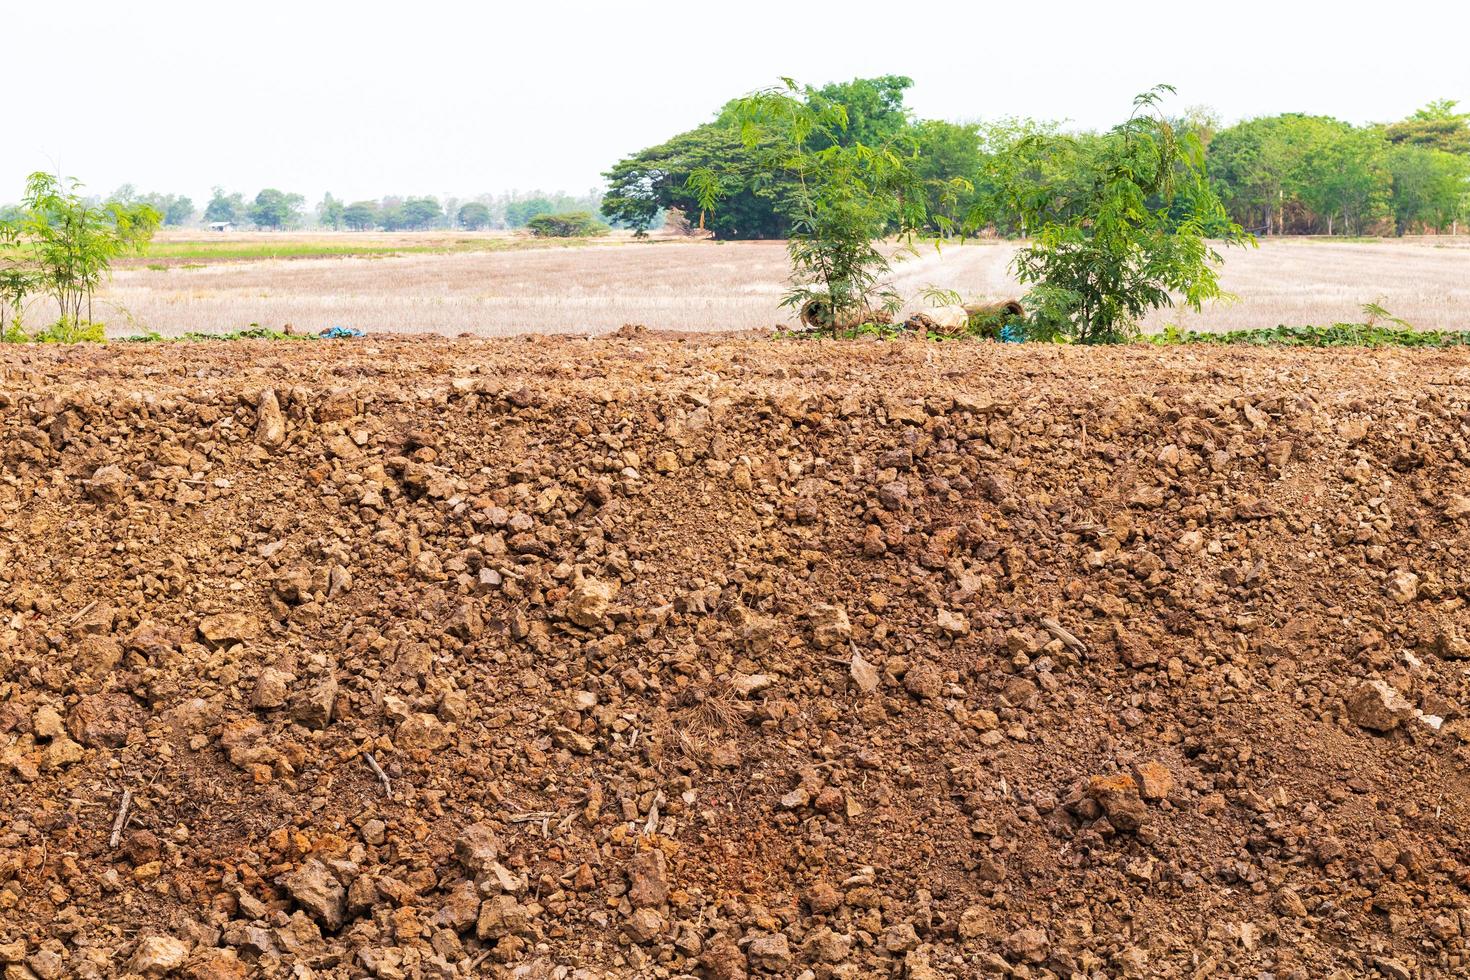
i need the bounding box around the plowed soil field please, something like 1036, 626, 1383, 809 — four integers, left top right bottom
5, 334, 1470, 979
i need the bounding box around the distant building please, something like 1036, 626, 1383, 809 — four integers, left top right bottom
207, 221, 234, 232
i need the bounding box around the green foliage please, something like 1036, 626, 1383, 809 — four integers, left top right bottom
317, 194, 346, 230
117, 325, 316, 343
708, 79, 953, 329
1209, 102, 1469, 235
126, 191, 193, 226
0, 218, 34, 338
10, 172, 160, 336
1150, 301, 1468, 347
1150, 322, 1470, 348
400, 197, 445, 230
526, 211, 609, 237
775, 319, 910, 342
505, 197, 555, 228
203, 188, 244, 224
457, 202, 492, 230
342, 201, 379, 231
910, 120, 985, 232
708, 81, 923, 326
602, 76, 934, 241
176, 325, 310, 341
164, 196, 194, 226
965, 117, 1069, 236
603, 125, 791, 238
1208, 114, 1364, 234
800, 75, 914, 148
29, 317, 105, 343
249, 189, 306, 230
986, 86, 1252, 344
374, 197, 445, 231
1385, 145, 1469, 234
1386, 100, 1470, 154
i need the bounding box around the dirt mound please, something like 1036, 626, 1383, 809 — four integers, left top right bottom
4, 336, 1470, 978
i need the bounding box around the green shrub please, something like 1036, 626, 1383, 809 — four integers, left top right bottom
31, 317, 106, 343
526, 212, 609, 238
1149, 323, 1470, 348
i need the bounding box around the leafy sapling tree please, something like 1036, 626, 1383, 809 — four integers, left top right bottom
983, 86, 1252, 343
0, 219, 34, 341
19, 172, 160, 337
693, 78, 961, 333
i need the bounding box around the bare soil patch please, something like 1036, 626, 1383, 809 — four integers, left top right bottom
4, 336, 1470, 978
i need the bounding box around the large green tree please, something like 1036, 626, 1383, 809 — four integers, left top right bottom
317, 193, 346, 230
203, 188, 244, 224
249, 189, 305, 230
129, 191, 193, 226
603, 125, 792, 238
1298, 126, 1390, 235
1209, 115, 1323, 234
399, 197, 444, 230
457, 202, 492, 229
910, 119, 984, 233
527, 211, 609, 237
342, 201, 379, 230
603, 76, 930, 240
1387, 145, 1470, 233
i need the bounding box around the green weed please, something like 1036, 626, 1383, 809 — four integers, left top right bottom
1148, 323, 1470, 348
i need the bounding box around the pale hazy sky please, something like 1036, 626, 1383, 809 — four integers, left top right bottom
3, 0, 1466, 206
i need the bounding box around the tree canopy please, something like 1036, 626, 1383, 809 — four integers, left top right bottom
342, 201, 378, 231
604, 77, 927, 240
526, 211, 608, 237
317, 194, 346, 230
248, 189, 305, 230
457, 202, 491, 230
604, 80, 1470, 240
203, 188, 244, 224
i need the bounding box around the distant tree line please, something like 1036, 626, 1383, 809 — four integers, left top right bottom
193, 188, 612, 231
0, 187, 615, 232
603, 78, 1470, 239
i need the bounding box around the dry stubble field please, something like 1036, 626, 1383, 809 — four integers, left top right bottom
89, 232, 1470, 337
